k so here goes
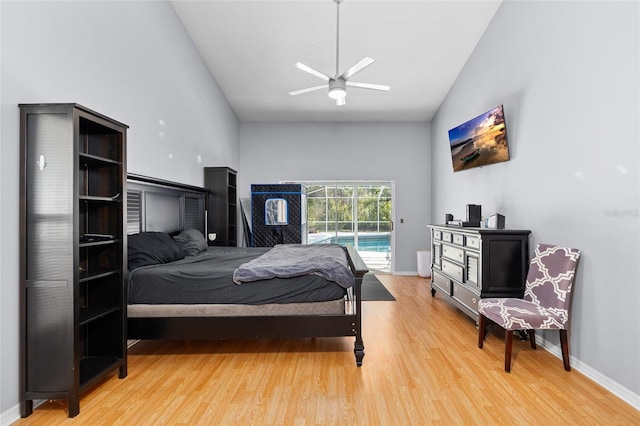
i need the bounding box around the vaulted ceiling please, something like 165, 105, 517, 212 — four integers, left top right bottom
171, 0, 502, 122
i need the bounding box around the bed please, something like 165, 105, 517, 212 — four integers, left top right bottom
126, 174, 368, 366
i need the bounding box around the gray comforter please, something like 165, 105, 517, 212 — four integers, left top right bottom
128, 246, 346, 304
233, 244, 355, 288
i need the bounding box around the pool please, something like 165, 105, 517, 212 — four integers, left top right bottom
309, 232, 391, 253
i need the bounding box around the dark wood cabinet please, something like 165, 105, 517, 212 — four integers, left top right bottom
19, 104, 127, 418
428, 225, 530, 322
204, 167, 238, 246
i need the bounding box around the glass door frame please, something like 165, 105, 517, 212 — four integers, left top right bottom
297, 180, 395, 273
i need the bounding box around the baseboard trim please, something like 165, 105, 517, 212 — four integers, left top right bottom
394, 270, 420, 276
1, 399, 45, 425
536, 335, 640, 411
0, 403, 20, 426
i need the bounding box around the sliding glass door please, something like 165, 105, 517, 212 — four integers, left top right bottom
303, 181, 393, 273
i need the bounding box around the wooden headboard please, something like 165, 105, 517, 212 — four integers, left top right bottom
126, 174, 206, 235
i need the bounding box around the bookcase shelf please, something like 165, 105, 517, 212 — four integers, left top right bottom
19, 103, 128, 418
204, 167, 238, 246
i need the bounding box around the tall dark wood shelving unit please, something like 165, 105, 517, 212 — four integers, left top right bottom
204, 167, 238, 246
19, 103, 128, 418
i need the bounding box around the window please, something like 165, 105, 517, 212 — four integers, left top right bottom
302, 181, 393, 273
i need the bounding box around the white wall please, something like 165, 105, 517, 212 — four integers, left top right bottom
239, 122, 431, 273
432, 1, 640, 405
0, 1, 239, 421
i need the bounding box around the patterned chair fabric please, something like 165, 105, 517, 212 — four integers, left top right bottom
478, 244, 581, 331
477, 244, 581, 372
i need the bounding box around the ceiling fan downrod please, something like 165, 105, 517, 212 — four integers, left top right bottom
335, 0, 342, 78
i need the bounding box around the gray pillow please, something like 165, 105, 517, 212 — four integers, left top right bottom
128, 232, 185, 271
173, 229, 209, 256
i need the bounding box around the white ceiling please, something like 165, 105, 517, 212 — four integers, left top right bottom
171, 0, 502, 122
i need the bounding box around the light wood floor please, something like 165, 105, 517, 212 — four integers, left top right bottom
14, 275, 640, 425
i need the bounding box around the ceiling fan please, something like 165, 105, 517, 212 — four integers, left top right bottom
288, 0, 390, 106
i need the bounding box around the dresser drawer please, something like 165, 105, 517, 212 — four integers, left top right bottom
452, 283, 479, 313
431, 270, 451, 295
465, 236, 480, 249
433, 229, 442, 240
465, 254, 479, 285
441, 259, 463, 282
452, 233, 464, 245
442, 232, 452, 243
442, 245, 464, 263
433, 242, 442, 267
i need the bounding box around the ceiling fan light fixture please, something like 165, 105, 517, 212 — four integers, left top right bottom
328, 78, 346, 100
328, 87, 346, 100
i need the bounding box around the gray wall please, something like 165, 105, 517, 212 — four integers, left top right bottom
0, 1, 239, 421
2, 0, 639, 421
432, 1, 639, 403
239, 122, 431, 273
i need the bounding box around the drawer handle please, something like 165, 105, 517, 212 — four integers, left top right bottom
472, 297, 477, 304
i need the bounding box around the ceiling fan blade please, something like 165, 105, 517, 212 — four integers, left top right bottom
295, 62, 331, 81
336, 97, 346, 106
346, 81, 390, 91
340, 57, 375, 80
288, 84, 328, 96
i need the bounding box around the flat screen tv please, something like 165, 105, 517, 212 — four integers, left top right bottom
448, 104, 510, 172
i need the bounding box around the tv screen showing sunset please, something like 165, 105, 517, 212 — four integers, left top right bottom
448, 105, 510, 172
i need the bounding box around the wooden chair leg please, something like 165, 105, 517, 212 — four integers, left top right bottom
478, 314, 486, 348
529, 329, 537, 349
505, 329, 513, 373
559, 329, 571, 371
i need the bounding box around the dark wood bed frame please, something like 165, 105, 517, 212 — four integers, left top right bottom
126, 174, 367, 366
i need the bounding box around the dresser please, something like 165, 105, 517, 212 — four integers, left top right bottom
428, 225, 530, 322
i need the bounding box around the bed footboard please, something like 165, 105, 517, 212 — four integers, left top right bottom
346, 244, 367, 366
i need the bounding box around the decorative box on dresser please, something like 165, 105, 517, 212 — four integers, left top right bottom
428, 225, 531, 322
204, 167, 238, 246
19, 104, 128, 417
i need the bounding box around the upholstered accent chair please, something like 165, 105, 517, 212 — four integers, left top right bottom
478, 244, 581, 372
